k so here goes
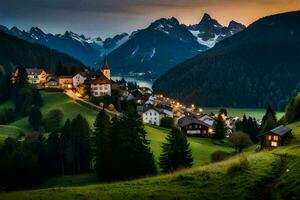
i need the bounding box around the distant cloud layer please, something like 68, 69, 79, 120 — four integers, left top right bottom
1, 0, 300, 38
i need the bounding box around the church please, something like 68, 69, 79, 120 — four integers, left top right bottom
90, 56, 112, 97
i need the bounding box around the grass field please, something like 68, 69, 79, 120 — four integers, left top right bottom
203, 107, 284, 120
0, 150, 281, 200
5, 92, 98, 133
0, 125, 23, 143
3, 129, 300, 200
2, 92, 300, 199
146, 125, 234, 166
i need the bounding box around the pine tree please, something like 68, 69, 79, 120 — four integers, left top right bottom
104, 106, 156, 180
159, 127, 193, 172
60, 119, 72, 175
28, 106, 42, 131
261, 105, 277, 129
46, 132, 61, 175
70, 114, 92, 173
213, 114, 227, 140
261, 112, 277, 133
94, 109, 111, 180
0, 73, 11, 103
261, 106, 277, 133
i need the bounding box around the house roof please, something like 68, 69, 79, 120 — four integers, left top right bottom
143, 106, 162, 114
58, 75, 73, 79
199, 114, 215, 127
46, 74, 57, 82
259, 125, 292, 137
90, 74, 111, 85
26, 68, 45, 75
178, 115, 211, 128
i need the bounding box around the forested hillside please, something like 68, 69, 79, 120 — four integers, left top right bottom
0, 30, 86, 74
153, 11, 300, 109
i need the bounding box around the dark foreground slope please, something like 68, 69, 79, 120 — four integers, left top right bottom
0, 31, 86, 74
153, 11, 300, 109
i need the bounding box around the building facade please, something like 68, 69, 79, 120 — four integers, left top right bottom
178, 115, 214, 137
258, 125, 292, 149
73, 72, 87, 87
142, 108, 162, 126
26, 68, 47, 84
90, 78, 111, 97
58, 76, 73, 88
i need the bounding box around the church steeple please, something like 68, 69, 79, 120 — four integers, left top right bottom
101, 56, 111, 79
102, 56, 109, 70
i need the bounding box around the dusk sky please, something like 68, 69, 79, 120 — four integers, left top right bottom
1, 0, 300, 38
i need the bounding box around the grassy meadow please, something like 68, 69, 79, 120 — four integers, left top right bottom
203, 107, 284, 120
1, 91, 300, 199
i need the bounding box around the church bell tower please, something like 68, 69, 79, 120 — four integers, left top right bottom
102, 56, 110, 80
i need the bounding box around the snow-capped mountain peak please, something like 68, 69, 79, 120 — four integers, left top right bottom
188, 13, 246, 47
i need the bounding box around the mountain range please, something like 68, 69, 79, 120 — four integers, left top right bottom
153, 10, 300, 109
0, 14, 245, 77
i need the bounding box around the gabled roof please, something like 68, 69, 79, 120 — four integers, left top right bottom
58, 75, 73, 79
199, 114, 215, 127
143, 106, 162, 114
178, 115, 211, 128
90, 74, 111, 85
26, 68, 45, 75
259, 125, 292, 137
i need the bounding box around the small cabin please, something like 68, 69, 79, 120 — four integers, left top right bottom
258, 125, 292, 149
177, 115, 214, 137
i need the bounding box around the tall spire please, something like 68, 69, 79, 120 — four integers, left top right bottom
102, 56, 109, 70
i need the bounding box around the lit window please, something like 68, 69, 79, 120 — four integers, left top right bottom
271, 141, 278, 147
273, 136, 279, 141
268, 135, 272, 140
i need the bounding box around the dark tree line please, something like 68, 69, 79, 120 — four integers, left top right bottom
0, 114, 91, 190
95, 108, 156, 180
0, 66, 43, 126
235, 115, 260, 143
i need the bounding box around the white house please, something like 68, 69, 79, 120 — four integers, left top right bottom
90, 76, 111, 97
26, 68, 47, 84
142, 107, 162, 126
73, 72, 87, 87
90, 56, 112, 97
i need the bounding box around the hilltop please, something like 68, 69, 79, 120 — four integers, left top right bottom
153, 10, 300, 109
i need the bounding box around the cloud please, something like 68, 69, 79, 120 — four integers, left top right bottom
0, 0, 300, 37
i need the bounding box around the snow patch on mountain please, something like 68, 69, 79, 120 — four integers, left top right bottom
190, 30, 218, 48
131, 46, 139, 57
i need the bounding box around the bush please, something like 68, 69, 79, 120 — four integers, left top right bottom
160, 117, 174, 128
229, 132, 253, 152
0, 108, 17, 124
227, 155, 249, 174
211, 150, 229, 162
43, 109, 64, 132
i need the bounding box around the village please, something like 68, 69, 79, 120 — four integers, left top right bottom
18, 57, 292, 150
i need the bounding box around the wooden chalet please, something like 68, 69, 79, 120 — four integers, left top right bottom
258, 125, 292, 149
178, 115, 214, 137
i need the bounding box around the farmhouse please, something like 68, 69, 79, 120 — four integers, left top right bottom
90, 76, 111, 97
58, 76, 73, 89
178, 115, 214, 137
73, 72, 88, 87
258, 125, 292, 149
26, 68, 47, 84
45, 74, 58, 87
89, 56, 112, 97
142, 107, 163, 126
